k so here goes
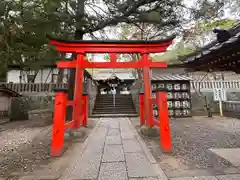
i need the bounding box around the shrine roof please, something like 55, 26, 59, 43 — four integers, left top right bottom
0, 84, 21, 97
94, 71, 135, 80
7, 64, 94, 80
183, 31, 240, 64
182, 22, 240, 73
47, 35, 175, 45
152, 74, 191, 81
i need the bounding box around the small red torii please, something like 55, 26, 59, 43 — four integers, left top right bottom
49, 37, 174, 156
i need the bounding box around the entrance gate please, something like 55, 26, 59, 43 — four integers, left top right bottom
49, 38, 174, 156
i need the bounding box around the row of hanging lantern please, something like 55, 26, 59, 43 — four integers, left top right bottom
152, 82, 191, 118
152, 92, 190, 99
153, 108, 191, 118
151, 83, 189, 91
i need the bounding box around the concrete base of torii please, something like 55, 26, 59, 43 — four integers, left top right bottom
140, 125, 159, 138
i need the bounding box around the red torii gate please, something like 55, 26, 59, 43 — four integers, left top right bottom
49, 37, 174, 156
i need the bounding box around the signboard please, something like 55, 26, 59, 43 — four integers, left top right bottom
213, 88, 226, 101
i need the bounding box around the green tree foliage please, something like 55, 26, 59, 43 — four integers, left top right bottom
0, 0, 69, 80
1, 0, 236, 80
151, 39, 194, 64
151, 18, 238, 64
200, 19, 237, 31
0, 0, 185, 81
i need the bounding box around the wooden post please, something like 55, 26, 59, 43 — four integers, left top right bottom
139, 92, 145, 126
156, 89, 172, 152
82, 93, 88, 127
51, 88, 68, 157
219, 98, 223, 116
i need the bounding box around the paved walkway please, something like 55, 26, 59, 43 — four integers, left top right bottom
60, 117, 168, 180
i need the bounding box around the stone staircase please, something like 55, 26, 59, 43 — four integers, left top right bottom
92, 94, 138, 117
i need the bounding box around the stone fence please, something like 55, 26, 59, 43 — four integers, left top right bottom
222, 101, 240, 119
0, 111, 8, 119
2, 83, 67, 93
2, 80, 240, 94
191, 80, 240, 91
7, 77, 97, 121
9, 96, 54, 121
130, 80, 143, 114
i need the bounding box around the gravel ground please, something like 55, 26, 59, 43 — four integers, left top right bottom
0, 118, 98, 180
130, 116, 240, 178
0, 120, 52, 179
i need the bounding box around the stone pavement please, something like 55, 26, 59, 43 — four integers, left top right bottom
59, 117, 168, 180
170, 174, 240, 180
58, 117, 240, 180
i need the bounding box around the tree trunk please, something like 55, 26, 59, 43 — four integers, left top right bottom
57, 69, 64, 83
66, 0, 85, 121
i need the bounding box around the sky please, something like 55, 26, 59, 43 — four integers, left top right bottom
85, 0, 239, 62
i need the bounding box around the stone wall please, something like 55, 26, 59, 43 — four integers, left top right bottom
28, 109, 53, 126
130, 79, 143, 114
222, 101, 240, 118
8, 75, 98, 121
191, 91, 240, 116
86, 78, 97, 115
130, 86, 240, 117
191, 91, 217, 116
9, 96, 54, 121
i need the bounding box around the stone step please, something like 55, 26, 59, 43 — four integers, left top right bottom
95, 101, 133, 104
207, 148, 238, 172
93, 111, 136, 114
94, 106, 135, 109
95, 98, 133, 100
94, 104, 134, 107
92, 111, 137, 115
93, 108, 136, 111
97, 95, 131, 96
90, 113, 139, 117
95, 103, 133, 105
96, 95, 132, 98
97, 94, 132, 97
96, 97, 133, 100
94, 104, 135, 109
94, 104, 134, 106
95, 101, 133, 103
93, 110, 136, 114
96, 100, 133, 102
0, 118, 10, 125
93, 94, 136, 115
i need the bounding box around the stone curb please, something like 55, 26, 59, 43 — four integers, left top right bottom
126, 118, 157, 164
126, 118, 169, 180
58, 118, 101, 180
0, 118, 10, 125
135, 135, 157, 164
